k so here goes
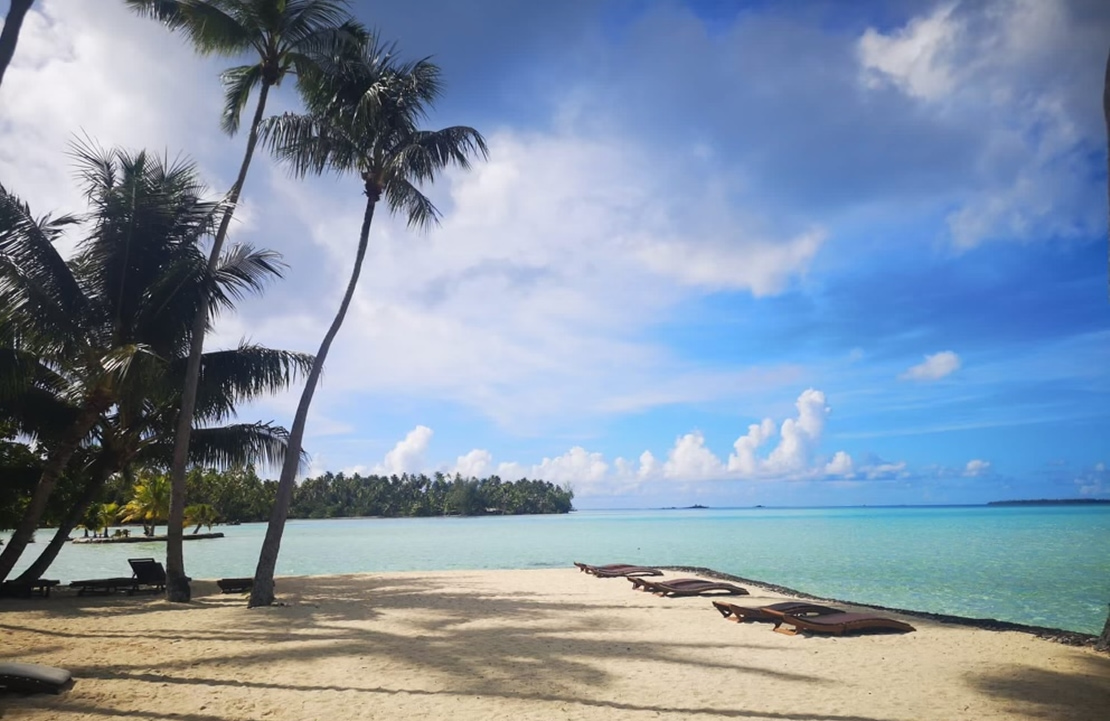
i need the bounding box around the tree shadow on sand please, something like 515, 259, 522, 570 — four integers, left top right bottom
968, 655, 1110, 721
3, 573, 902, 721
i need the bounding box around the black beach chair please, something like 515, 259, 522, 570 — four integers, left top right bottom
128, 558, 167, 594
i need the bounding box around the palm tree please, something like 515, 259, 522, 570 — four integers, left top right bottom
0, 0, 34, 89
247, 33, 487, 606
126, 0, 360, 602
185, 503, 218, 533
120, 473, 172, 536
0, 142, 283, 583
1098, 47, 1110, 655
95, 502, 120, 538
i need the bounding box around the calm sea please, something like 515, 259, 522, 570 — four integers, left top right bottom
5, 505, 1109, 634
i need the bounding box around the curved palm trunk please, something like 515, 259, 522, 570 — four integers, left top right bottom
15, 455, 115, 583
165, 81, 272, 603
0, 0, 34, 90
249, 196, 377, 607
0, 400, 103, 582
1099, 49, 1109, 655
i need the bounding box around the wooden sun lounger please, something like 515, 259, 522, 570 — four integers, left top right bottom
127, 558, 167, 594
0, 579, 60, 599
775, 612, 916, 636
646, 580, 749, 597
712, 600, 843, 624
629, 576, 705, 591
0, 662, 73, 694
69, 577, 136, 596
574, 562, 644, 575
217, 577, 254, 594
592, 566, 664, 578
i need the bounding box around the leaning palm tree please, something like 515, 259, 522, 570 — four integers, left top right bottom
1098, 47, 1110, 654
0, 0, 35, 90
247, 33, 487, 606
126, 0, 359, 600
0, 143, 283, 583
120, 473, 172, 536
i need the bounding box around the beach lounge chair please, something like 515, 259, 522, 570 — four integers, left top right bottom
712, 600, 843, 624
0, 662, 73, 694
574, 562, 644, 575
775, 612, 916, 636
592, 565, 664, 578
0, 579, 60, 599
629, 576, 705, 591
69, 576, 137, 596
643, 579, 749, 597
127, 558, 167, 594
217, 577, 254, 594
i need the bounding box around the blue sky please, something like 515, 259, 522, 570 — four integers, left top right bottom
1, 0, 1108, 507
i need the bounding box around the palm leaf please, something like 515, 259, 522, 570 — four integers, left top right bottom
219, 62, 264, 135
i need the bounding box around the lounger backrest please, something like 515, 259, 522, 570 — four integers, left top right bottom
128, 558, 166, 583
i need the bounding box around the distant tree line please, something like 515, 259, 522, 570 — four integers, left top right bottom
2, 465, 574, 535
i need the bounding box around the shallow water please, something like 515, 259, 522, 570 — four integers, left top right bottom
6, 505, 1110, 634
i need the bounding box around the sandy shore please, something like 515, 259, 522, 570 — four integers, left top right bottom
2, 569, 1108, 720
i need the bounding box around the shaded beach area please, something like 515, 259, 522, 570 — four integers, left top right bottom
2, 569, 1108, 720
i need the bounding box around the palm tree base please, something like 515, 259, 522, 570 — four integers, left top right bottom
1097, 606, 1110, 652
247, 578, 275, 607
165, 574, 191, 603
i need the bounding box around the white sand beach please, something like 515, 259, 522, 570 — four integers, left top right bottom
2, 569, 1108, 720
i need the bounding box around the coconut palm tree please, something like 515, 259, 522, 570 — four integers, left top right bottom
0, 0, 34, 90
185, 503, 219, 533
0, 143, 283, 583
247, 33, 487, 606
95, 501, 121, 538
1098, 47, 1110, 655
120, 473, 172, 536
126, 0, 361, 602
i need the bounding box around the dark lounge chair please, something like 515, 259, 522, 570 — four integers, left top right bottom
775, 612, 916, 636
217, 577, 254, 594
0, 579, 60, 599
629, 576, 705, 591
127, 558, 167, 594
712, 600, 843, 624
574, 562, 642, 575
69, 576, 136, 596
592, 565, 664, 578
0, 662, 73, 694
642, 579, 749, 597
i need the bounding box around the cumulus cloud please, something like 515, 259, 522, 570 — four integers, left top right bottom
663, 431, 726, 480
858, 3, 959, 100
901, 351, 961, 381
376, 426, 434, 475
964, 459, 992, 477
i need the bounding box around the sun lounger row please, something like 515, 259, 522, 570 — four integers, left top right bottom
630, 577, 749, 597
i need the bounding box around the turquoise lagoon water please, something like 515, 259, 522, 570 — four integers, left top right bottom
6, 505, 1110, 634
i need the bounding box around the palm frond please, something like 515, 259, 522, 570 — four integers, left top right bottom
125, 0, 255, 54
189, 343, 314, 421
383, 176, 440, 230
208, 244, 285, 311
186, 421, 296, 470
219, 63, 264, 135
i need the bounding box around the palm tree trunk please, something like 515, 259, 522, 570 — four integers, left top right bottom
0, 400, 103, 582
0, 0, 34, 90
15, 457, 114, 583
1099, 50, 1109, 654
165, 81, 272, 603
249, 197, 378, 607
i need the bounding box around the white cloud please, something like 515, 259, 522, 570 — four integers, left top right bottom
858, 3, 959, 100
663, 431, 726, 480
964, 459, 991, 477
453, 449, 493, 478
857, 0, 1106, 248
727, 419, 776, 475
901, 351, 961, 381
376, 425, 434, 476
825, 451, 855, 477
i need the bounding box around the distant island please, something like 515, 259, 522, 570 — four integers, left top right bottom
987, 499, 1110, 506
